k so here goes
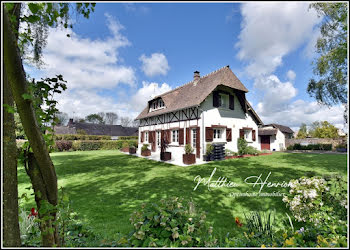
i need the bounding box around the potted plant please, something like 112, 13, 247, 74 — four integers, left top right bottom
160, 138, 171, 161
121, 141, 129, 152
183, 144, 196, 165
129, 145, 136, 154
204, 143, 214, 161
141, 144, 151, 156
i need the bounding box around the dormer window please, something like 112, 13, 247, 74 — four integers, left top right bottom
149, 98, 165, 112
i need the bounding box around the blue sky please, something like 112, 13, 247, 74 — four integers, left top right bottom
24, 2, 346, 130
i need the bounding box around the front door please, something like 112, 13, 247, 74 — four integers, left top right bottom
260, 135, 270, 150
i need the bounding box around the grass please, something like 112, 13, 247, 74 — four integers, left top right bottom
18, 150, 347, 241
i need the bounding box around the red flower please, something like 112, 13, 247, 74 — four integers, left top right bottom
28, 208, 38, 218
235, 217, 243, 227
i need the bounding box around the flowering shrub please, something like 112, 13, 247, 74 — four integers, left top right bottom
282, 176, 328, 223
124, 197, 217, 247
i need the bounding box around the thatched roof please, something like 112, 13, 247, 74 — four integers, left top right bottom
136, 65, 252, 120
266, 124, 294, 134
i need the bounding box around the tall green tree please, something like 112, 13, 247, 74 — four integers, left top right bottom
3, 3, 95, 246
307, 3, 348, 106
296, 123, 308, 139
309, 121, 339, 138
85, 113, 105, 124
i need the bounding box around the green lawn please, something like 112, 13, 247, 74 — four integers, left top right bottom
18, 150, 347, 241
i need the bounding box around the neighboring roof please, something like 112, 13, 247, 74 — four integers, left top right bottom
258, 128, 277, 136
265, 124, 294, 134
55, 122, 138, 136
135, 65, 249, 120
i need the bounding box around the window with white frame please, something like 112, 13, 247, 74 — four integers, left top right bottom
172, 130, 179, 143
192, 129, 197, 149
157, 131, 161, 146
213, 129, 222, 139
219, 93, 228, 108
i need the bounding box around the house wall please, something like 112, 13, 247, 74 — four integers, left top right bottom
258, 126, 287, 151
138, 86, 260, 159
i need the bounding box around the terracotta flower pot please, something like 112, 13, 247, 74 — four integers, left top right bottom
160, 152, 171, 161
141, 149, 151, 156
129, 147, 136, 154
183, 154, 196, 165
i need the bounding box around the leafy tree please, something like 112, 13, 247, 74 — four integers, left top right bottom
105, 112, 118, 125
85, 113, 104, 124
310, 121, 339, 138
56, 111, 68, 125
3, 2, 95, 246
296, 123, 308, 139
307, 3, 348, 106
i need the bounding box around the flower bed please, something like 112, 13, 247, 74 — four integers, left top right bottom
225, 153, 272, 159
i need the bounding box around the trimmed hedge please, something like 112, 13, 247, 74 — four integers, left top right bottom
55, 134, 111, 141
54, 139, 138, 151
287, 143, 332, 151
118, 136, 138, 140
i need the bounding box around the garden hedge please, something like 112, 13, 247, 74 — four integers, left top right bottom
117, 136, 138, 140
55, 134, 111, 141
287, 143, 332, 151
54, 139, 138, 152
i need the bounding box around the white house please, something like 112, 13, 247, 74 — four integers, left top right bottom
258, 124, 294, 151
135, 65, 264, 160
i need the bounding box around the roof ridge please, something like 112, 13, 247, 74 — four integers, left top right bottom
153, 65, 230, 99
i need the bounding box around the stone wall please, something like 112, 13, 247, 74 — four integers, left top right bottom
285, 138, 346, 150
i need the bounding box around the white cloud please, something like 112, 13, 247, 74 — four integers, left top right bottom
256, 100, 345, 130
123, 3, 150, 14
28, 13, 136, 89
55, 82, 172, 120
236, 2, 320, 77
286, 70, 296, 81
139, 53, 170, 77
234, 3, 346, 129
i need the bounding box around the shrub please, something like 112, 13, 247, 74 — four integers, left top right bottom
335, 143, 347, 149
141, 144, 149, 152
244, 146, 260, 155
206, 143, 214, 155
76, 129, 87, 135
55, 140, 73, 151
126, 197, 217, 247
237, 138, 248, 155
122, 141, 129, 149
54, 134, 111, 141
184, 144, 194, 154
69, 140, 137, 151
118, 136, 138, 140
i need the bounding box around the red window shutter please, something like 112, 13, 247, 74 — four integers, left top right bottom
196, 127, 200, 158
165, 130, 170, 144
252, 130, 256, 141
179, 128, 184, 145
229, 95, 234, 110
161, 130, 164, 143
239, 129, 244, 139
226, 128, 232, 142
141, 132, 144, 142
213, 91, 220, 107
186, 128, 190, 144
205, 127, 213, 142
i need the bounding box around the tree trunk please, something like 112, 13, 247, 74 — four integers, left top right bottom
3, 6, 59, 246
3, 65, 21, 247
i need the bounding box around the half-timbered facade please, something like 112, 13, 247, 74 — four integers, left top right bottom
135, 65, 263, 160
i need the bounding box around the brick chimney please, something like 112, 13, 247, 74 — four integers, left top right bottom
194, 71, 200, 81
68, 118, 74, 127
